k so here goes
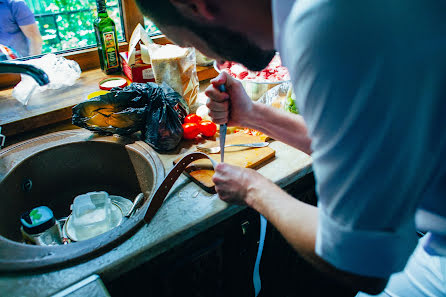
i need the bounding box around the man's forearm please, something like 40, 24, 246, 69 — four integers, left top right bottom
247, 180, 387, 294
244, 102, 312, 154
248, 180, 320, 264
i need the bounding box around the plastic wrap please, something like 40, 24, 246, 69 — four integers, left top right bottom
257, 81, 298, 114
149, 44, 199, 112
12, 54, 81, 104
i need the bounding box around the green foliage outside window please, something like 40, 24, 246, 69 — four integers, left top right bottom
25, 0, 124, 55
144, 17, 161, 36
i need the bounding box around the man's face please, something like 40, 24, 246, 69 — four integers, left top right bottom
159, 21, 275, 71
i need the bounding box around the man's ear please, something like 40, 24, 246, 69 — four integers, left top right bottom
169, 0, 216, 22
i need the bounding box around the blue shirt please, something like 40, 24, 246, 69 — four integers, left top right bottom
273, 0, 446, 278
0, 0, 36, 57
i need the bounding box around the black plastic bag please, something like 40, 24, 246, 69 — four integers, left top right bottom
72, 83, 158, 135
143, 83, 189, 151
72, 82, 189, 150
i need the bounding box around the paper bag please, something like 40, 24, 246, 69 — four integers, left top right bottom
120, 24, 155, 83
149, 44, 199, 112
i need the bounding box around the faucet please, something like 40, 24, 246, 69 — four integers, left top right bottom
0, 61, 49, 86
0, 62, 50, 148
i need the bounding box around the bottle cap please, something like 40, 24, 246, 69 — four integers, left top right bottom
20, 206, 56, 235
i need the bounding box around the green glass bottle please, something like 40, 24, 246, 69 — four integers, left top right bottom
94, 0, 121, 74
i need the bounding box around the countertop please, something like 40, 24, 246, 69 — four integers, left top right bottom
0, 75, 312, 296
0, 132, 312, 296
0, 66, 217, 137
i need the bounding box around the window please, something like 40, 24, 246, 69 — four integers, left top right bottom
144, 17, 161, 36
25, 0, 125, 55
0, 0, 168, 89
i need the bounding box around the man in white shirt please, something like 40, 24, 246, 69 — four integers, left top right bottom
135, 0, 446, 295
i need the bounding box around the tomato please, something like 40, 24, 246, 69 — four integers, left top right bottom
182, 123, 200, 139
198, 121, 217, 137
184, 114, 202, 124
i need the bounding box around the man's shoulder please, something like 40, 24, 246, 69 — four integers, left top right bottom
287, 0, 446, 47
5, 0, 30, 9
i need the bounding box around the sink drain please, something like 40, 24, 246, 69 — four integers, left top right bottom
21, 178, 33, 192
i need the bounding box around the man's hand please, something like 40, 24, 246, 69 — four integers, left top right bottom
212, 162, 270, 207
205, 71, 253, 127
205, 71, 312, 154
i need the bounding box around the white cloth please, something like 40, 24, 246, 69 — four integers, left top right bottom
272, 0, 446, 279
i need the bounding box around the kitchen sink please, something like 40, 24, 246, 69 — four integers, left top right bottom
0, 129, 164, 272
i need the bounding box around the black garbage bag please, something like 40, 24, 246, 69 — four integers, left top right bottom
72, 83, 156, 135
143, 83, 189, 151
72, 82, 189, 150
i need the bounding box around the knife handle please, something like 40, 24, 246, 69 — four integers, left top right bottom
143, 152, 217, 224
218, 84, 228, 163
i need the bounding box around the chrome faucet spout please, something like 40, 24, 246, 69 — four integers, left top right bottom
0, 61, 49, 86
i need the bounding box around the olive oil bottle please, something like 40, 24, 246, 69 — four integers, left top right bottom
94, 0, 121, 74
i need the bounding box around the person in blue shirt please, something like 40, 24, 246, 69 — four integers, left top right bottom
134, 0, 446, 296
0, 0, 42, 57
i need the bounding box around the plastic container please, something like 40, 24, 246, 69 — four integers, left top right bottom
71, 191, 112, 241
20, 206, 62, 245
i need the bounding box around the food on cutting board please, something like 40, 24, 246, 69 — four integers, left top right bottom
218, 54, 290, 83
176, 133, 276, 192
220, 126, 270, 141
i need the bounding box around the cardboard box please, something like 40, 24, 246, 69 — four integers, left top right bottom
120, 51, 154, 83
120, 24, 155, 83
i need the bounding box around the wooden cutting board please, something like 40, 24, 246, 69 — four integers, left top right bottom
174, 133, 275, 193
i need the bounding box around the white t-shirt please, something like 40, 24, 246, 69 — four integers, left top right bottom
272, 0, 446, 278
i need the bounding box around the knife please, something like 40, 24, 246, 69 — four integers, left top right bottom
218, 84, 228, 163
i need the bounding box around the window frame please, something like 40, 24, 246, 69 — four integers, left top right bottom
0, 0, 170, 90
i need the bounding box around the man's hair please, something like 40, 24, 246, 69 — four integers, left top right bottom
134, 0, 276, 71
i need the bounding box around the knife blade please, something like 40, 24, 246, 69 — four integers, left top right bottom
218, 84, 228, 163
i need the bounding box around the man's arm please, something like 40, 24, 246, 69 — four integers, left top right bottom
205, 72, 312, 154
213, 163, 388, 295
20, 23, 42, 56
246, 102, 312, 155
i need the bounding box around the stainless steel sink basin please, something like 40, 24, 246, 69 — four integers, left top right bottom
0, 129, 164, 272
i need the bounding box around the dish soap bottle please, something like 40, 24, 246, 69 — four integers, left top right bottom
94, 0, 121, 74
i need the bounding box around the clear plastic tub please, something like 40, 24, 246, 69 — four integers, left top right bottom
71, 191, 112, 241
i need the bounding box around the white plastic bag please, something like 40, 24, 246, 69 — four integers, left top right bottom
12, 54, 81, 105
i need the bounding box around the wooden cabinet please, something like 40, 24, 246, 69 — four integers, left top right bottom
106, 208, 260, 296
106, 173, 357, 297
